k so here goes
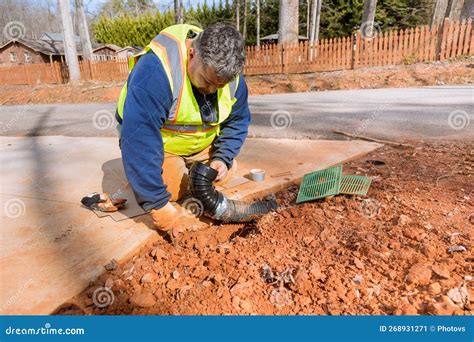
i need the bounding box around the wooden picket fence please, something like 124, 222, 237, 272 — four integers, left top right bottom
79, 59, 129, 82
245, 18, 474, 75
0, 62, 65, 85
0, 18, 472, 85
0, 59, 129, 85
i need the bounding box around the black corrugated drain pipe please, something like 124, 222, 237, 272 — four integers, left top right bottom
189, 162, 278, 222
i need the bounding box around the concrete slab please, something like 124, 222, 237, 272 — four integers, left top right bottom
1, 136, 158, 315
222, 138, 383, 201
0, 136, 381, 314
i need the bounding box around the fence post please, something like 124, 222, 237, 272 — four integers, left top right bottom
457, 19, 467, 58
355, 32, 361, 69
281, 44, 285, 74
450, 20, 461, 58
436, 18, 449, 61
55, 62, 63, 83
89, 60, 94, 80
351, 32, 356, 69
462, 18, 472, 55
23, 65, 31, 85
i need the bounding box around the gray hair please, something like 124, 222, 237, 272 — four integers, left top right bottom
192, 23, 245, 82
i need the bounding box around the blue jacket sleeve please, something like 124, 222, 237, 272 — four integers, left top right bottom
120, 53, 173, 212
211, 75, 251, 168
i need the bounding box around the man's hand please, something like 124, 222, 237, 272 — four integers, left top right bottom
150, 202, 180, 232
150, 202, 206, 240
210, 160, 228, 181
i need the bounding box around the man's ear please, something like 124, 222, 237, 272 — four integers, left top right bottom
188, 47, 195, 62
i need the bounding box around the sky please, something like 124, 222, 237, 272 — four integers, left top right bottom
22, 0, 220, 16
86, 0, 210, 14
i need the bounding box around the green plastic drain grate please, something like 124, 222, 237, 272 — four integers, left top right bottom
296, 164, 342, 204
340, 175, 372, 196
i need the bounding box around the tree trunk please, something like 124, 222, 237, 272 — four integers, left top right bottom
58, 0, 80, 83
278, 0, 299, 45
306, 0, 310, 39
448, 0, 465, 21
315, 0, 321, 43
256, 0, 260, 48
309, 0, 315, 43
174, 0, 183, 24
236, 0, 240, 31
243, 0, 248, 42
309, 0, 322, 45
461, 0, 474, 20
75, 0, 93, 61
309, 0, 322, 60
361, 0, 378, 38
431, 0, 449, 27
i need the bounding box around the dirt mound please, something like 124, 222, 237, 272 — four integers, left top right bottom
56, 141, 473, 315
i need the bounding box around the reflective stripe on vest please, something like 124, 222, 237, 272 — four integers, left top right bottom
161, 123, 216, 133
150, 33, 185, 122
116, 25, 241, 155
117, 24, 239, 125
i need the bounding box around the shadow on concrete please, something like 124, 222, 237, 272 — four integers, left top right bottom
27, 110, 114, 313
99, 156, 218, 246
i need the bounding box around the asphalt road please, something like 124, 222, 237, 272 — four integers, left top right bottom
0, 86, 472, 141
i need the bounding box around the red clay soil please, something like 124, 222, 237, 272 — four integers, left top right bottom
1, 59, 473, 105
56, 141, 473, 315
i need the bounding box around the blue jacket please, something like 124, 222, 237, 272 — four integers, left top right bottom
118, 52, 251, 211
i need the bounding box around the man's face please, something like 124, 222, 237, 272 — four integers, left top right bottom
187, 47, 227, 95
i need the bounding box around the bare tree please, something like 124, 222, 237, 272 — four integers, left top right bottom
236, 0, 240, 32
0, 0, 61, 43
309, 0, 322, 60
174, 0, 183, 24
309, 0, 322, 45
256, 0, 260, 48
58, 0, 81, 83
461, 0, 474, 20
76, 0, 93, 60
278, 0, 299, 45
448, 0, 465, 21
306, 0, 310, 38
361, 0, 378, 38
243, 0, 248, 42
431, 0, 449, 27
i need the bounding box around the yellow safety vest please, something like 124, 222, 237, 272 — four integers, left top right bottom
117, 24, 239, 156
